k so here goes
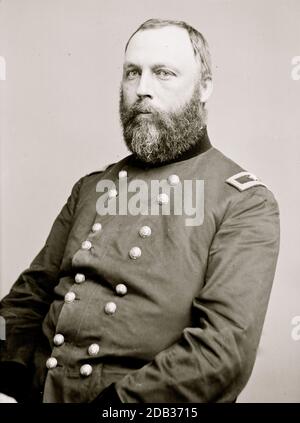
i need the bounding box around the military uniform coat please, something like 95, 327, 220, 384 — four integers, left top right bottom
0, 132, 280, 402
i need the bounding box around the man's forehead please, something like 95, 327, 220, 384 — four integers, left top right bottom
124, 26, 198, 69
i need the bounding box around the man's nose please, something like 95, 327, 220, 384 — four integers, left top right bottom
136, 71, 153, 99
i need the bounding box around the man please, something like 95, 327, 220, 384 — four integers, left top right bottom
0, 19, 280, 403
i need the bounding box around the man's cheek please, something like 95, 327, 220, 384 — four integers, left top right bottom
122, 85, 137, 104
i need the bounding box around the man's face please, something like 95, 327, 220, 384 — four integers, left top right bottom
120, 26, 207, 164
122, 26, 200, 114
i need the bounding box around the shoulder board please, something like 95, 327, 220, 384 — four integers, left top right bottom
226, 171, 267, 192
86, 163, 115, 177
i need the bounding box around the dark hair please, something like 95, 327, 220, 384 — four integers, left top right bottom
125, 18, 212, 82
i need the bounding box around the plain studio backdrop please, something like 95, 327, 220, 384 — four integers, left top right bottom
0, 0, 299, 402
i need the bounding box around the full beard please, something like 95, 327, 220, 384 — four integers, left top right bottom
119, 86, 207, 164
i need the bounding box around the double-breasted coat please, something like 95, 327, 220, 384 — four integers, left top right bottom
0, 131, 280, 402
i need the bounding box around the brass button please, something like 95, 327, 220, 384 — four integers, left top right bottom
92, 223, 102, 232
118, 170, 127, 178
46, 357, 57, 369
168, 174, 180, 186
157, 193, 169, 205
53, 334, 64, 346
75, 273, 85, 284
129, 246, 142, 260
81, 240, 92, 250
80, 364, 93, 377
139, 226, 151, 238
64, 291, 76, 303
88, 344, 100, 356
108, 189, 118, 199
104, 302, 117, 315
115, 283, 127, 296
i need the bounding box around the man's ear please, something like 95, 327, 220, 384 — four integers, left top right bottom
200, 78, 213, 103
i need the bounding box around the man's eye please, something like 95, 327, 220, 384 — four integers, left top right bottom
155, 70, 173, 80
126, 70, 139, 79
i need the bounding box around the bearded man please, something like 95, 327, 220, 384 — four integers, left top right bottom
0, 19, 280, 403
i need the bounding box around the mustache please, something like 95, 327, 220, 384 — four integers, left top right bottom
121, 100, 161, 124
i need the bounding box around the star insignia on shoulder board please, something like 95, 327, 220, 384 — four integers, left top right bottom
226, 171, 267, 192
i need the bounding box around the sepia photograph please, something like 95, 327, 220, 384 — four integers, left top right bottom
0, 0, 299, 408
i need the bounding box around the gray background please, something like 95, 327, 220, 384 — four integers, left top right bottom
0, 0, 299, 402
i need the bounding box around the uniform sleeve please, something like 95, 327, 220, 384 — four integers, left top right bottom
114, 188, 280, 402
0, 177, 84, 398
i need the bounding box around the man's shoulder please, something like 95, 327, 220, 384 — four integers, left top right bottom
85, 162, 116, 178
68, 155, 135, 198
198, 148, 280, 232
206, 147, 273, 196
80, 155, 132, 182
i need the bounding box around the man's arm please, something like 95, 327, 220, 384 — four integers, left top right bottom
112, 188, 280, 402
0, 177, 84, 401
